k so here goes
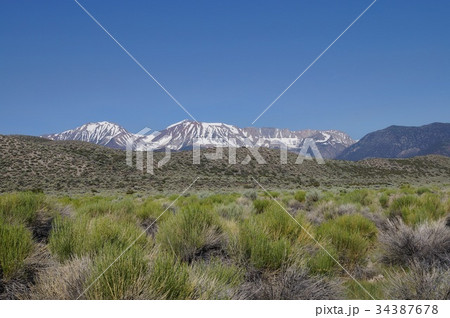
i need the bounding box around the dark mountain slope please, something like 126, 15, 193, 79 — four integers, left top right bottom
337, 123, 450, 161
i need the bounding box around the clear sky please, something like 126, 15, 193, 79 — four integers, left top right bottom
1, 0, 449, 139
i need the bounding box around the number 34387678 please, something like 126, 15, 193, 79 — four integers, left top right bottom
375, 305, 438, 315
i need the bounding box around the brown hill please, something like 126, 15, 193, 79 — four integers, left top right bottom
1, 135, 449, 193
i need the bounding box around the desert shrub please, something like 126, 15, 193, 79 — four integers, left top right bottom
190, 258, 244, 299
236, 266, 342, 300
316, 214, 377, 266
242, 190, 257, 201
215, 203, 244, 221
30, 256, 92, 299
306, 191, 320, 205
309, 202, 359, 224
0, 192, 46, 225
380, 218, 450, 267
253, 199, 271, 214
0, 220, 33, 279
148, 253, 193, 299
156, 204, 224, 262
386, 261, 450, 300
294, 190, 306, 203
85, 244, 149, 300
309, 178, 320, 187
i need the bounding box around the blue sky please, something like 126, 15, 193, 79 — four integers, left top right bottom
1, 0, 449, 139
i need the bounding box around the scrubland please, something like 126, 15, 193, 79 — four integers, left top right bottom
0, 185, 449, 299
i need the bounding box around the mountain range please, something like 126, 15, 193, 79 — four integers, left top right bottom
42, 120, 355, 159
41, 121, 450, 160
337, 122, 450, 161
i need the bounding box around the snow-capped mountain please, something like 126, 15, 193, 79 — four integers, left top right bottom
42, 120, 356, 158
41, 121, 136, 149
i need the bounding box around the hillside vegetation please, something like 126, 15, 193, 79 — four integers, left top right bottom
1, 135, 449, 193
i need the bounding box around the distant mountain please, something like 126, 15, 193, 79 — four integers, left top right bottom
42, 120, 355, 159
42, 121, 136, 149
337, 123, 450, 161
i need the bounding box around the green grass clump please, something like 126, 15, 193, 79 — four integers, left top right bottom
77, 198, 135, 218
49, 214, 147, 261
341, 189, 372, 206
236, 202, 313, 270
346, 280, 385, 300
251, 203, 307, 242
238, 220, 290, 270
418, 193, 446, 221
388, 195, 419, 224
0, 219, 33, 279
416, 187, 432, 195
307, 245, 339, 275
317, 214, 377, 266
135, 198, 164, 221
265, 191, 280, 198
85, 244, 149, 300
48, 216, 76, 260
379, 193, 389, 208
149, 253, 193, 299
156, 204, 223, 262
294, 190, 306, 202
253, 199, 271, 214
389, 193, 446, 225
0, 192, 46, 225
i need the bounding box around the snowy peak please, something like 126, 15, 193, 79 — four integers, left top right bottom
41, 120, 356, 158
149, 120, 246, 150
42, 121, 135, 149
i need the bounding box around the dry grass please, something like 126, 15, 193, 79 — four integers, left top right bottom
29, 256, 92, 299
380, 218, 450, 267
386, 261, 450, 300
236, 266, 343, 300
